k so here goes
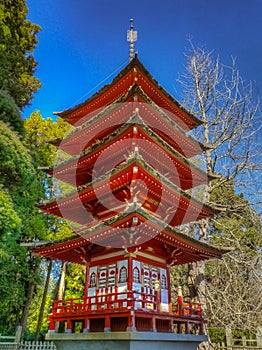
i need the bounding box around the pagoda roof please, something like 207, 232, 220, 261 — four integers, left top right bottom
49, 118, 209, 190
51, 87, 204, 157
40, 153, 215, 227
54, 57, 201, 131
32, 204, 226, 266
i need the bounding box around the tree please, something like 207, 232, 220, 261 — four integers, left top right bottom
0, 0, 41, 109
0, 90, 24, 135
24, 111, 73, 338
176, 44, 262, 338
0, 0, 43, 337
179, 43, 261, 210
205, 182, 262, 332
0, 120, 45, 335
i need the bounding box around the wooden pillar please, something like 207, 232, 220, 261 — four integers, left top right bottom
127, 255, 133, 309
65, 319, 72, 333
166, 266, 172, 313
151, 316, 157, 332
185, 320, 190, 334
177, 286, 183, 316
170, 317, 174, 333
154, 280, 160, 312
127, 256, 133, 292
126, 256, 136, 331
199, 320, 204, 335
104, 316, 111, 332
83, 318, 90, 333
127, 310, 136, 332
48, 319, 55, 333
84, 263, 90, 297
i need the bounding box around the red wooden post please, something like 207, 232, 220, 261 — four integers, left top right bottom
84, 263, 90, 297
177, 286, 183, 316
155, 280, 160, 312
48, 319, 55, 333
151, 316, 157, 332
65, 319, 72, 333
126, 310, 136, 331
127, 256, 133, 310
104, 316, 111, 332
185, 320, 190, 334
166, 267, 172, 313
83, 318, 90, 333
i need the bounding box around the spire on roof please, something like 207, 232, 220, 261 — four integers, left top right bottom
127, 18, 138, 61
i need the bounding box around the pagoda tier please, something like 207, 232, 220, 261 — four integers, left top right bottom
49, 119, 209, 190
40, 154, 214, 226
51, 91, 204, 158
33, 204, 225, 265
32, 206, 225, 335
54, 57, 201, 131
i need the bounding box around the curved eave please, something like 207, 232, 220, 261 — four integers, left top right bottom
52, 88, 203, 158
39, 155, 216, 226
32, 207, 227, 265
54, 57, 201, 130
49, 121, 209, 190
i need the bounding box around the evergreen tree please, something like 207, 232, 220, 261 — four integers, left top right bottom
0, 0, 42, 335
0, 121, 45, 335
0, 0, 41, 109
24, 111, 73, 338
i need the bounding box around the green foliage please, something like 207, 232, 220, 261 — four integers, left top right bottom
0, 186, 21, 258
23, 111, 74, 337
0, 90, 24, 135
0, 0, 41, 109
64, 264, 86, 300
210, 181, 262, 252
208, 327, 226, 344
0, 121, 33, 189
24, 111, 72, 167
0, 120, 46, 335
0, 0, 44, 336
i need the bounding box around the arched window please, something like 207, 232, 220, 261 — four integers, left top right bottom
161, 274, 167, 289
119, 266, 127, 283
133, 267, 140, 283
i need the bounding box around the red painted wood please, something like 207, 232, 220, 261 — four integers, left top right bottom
48, 292, 205, 334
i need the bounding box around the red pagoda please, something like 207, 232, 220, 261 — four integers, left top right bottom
32, 21, 226, 349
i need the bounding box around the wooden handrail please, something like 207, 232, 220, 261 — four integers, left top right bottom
51, 290, 158, 316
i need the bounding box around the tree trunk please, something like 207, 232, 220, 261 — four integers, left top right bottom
20, 263, 39, 340
57, 261, 67, 300
35, 259, 53, 340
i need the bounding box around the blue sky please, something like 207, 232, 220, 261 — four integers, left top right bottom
24, 0, 262, 120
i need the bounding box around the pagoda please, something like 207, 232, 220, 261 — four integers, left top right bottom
32, 21, 226, 350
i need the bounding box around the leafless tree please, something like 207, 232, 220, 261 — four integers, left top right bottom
179, 42, 261, 211
176, 43, 262, 343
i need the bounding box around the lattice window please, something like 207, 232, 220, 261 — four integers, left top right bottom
108, 264, 116, 286
161, 274, 167, 289
143, 264, 150, 287
98, 266, 107, 288
89, 272, 96, 288
119, 266, 127, 283
133, 266, 140, 283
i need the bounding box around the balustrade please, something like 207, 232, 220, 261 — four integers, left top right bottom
48, 288, 205, 334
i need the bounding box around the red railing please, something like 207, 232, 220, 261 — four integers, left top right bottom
175, 300, 203, 318
51, 290, 158, 317
48, 290, 205, 334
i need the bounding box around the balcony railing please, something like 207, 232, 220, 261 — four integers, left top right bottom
48, 290, 205, 334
